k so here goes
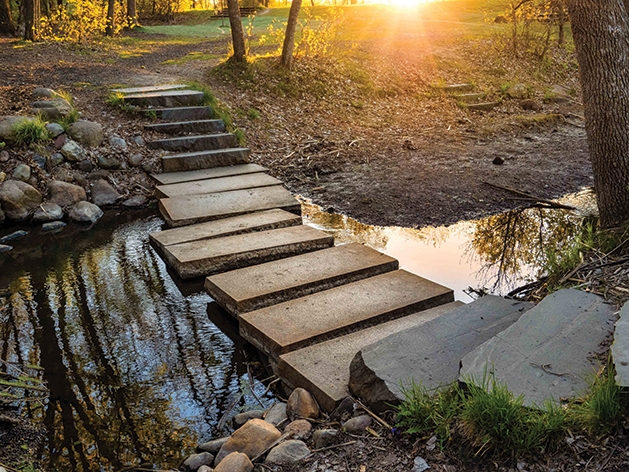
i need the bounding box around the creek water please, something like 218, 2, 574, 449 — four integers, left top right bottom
0, 191, 596, 471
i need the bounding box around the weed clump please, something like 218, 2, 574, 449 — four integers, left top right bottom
12, 117, 50, 147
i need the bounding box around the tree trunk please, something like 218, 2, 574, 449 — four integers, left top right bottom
226, 0, 246, 61
23, 0, 37, 41
0, 0, 16, 36
106, 0, 115, 36
280, 0, 302, 68
566, 0, 629, 227
127, 0, 138, 27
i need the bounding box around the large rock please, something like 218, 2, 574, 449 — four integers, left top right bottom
60, 140, 86, 162
264, 402, 288, 427
90, 179, 120, 206
286, 388, 320, 421
284, 419, 312, 440
215, 419, 281, 465
213, 452, 253, 472
48, 180, 86, 207
183, 452, 214, 471
507, 83, 530, 99
32, 98, 73, 120
12, 164, 31, 182
0, 116, 33, 143
0, 180, 42, 221
32, 202, 63, 223
349, 296, 532, 412
612, 301, 629, 386
234, 410, 264, 428
460, 289, 616, 407
198, 437, 229, 454
68, 121, 104, 147
342, 415, 372, 434
69, 201, 103, 223
265, 440, 310, 465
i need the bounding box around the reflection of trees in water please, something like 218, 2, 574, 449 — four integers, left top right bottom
468, 208, 582, 292
0, 217, 259, 471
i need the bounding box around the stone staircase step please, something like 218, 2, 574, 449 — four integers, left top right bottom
150, 209, 302, 254
160, 225, 334, 279
147, 106, 214, 121
159, 186, 301, 227
206, 243, 399, 316
612, 301, 629, 387
162, 148, 251, 173
155, 172, 282, 198
239, 270, 454, 359
144, 119, 226, 135
115, 84, 188, 95
124, 90, 205, 108
465, 101, 500, 112
151, 163, 267, 185
278, 301, 463, 412
460, 289, 617, 407
432, 83, 474, 94
349, 296, 533, 413
147, 133, 239, 153
454, 92, 487, 103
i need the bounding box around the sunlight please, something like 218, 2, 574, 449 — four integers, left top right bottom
366, 0, 435, 7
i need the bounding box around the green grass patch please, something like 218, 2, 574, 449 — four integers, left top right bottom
162, 51, 220, 65
12, 117, 50, 147
185, 80, 235, 131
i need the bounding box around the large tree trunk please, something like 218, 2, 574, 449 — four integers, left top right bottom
226, 0, 246, 61
106, 0, 115, 36
280, 0, 302, 68
127, 0, 138, 27
23, 0, 38, 41
566, 0, 629, 227
0, 0, 16, 36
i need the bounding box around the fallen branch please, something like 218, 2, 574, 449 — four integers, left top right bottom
354, 399, 393, 430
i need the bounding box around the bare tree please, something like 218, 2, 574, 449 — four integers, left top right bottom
281, 0, 302, 68
565, 0, 629, 227
226, 0, 246, 61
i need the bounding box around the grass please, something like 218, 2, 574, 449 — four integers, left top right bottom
185, 79, 235, 129
397, 365, 625, 457
106, 91, 132, 111
12, 117, 50, 147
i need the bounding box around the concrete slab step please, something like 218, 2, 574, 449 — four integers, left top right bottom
146, 106, 214, 121
159, 186, 300, 227
454, 92, 487, 103
151, 163, 267, 185
160, 225, 334, 279
240, 270, 454, 359
348, 296, 533, 413
278, 301, 464, 412
162, 148, 251, 173
124, 90, 205, 108
144, 119, 226, 135
150, 209, 303, 254
613, 301, 629, 387
206, 243, 399, 316
460, 289, 617, 407
465, 101, 500, 112
432, 83, 474, 94
155, 173, 282, 199
115, 84, 187, 94
147, 133, 239, 152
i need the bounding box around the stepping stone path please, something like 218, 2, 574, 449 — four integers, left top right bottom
112, 83, 622, 415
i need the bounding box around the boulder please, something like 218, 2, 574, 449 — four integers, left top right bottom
284, 419, 312, 440
215, 419, 281, 465
12, 164, 31, 182
69, 201, 103, 223
97, 154, 121, 170
213, 452, 253, 472
520, 99, 542, 111
128, 153, 144, 167
0, 244, 11, 253
132, 135, 145, 146
0, 116, 33, 143
33, 87, 56, 98
76, 159, 93, 172
286, 388, 320, 421
45, 122, 65, 138
109, 136, 127, 151
60, 140, 86, 162
183, 452, 214, 472
0, 230, 27, 244
53, 134, 67, 150
507, 83, 530, 99
32, 154, 46, 169
264, 402, 288, 427
32, 97, 73, 120
48, 180, 86, 207
32, 202, 64, 223
0, 150, 9, 162
312, 429, 338, 449
342, 415, 372, 434
0, 180, 42, 221
198, 437, 229, 454
48, 153, 64, 167
88, 170, 110, 180
68, 121, 104, 147
42, 221, 66, 232
197, 467, 212, 472
90, 179, 120, 206
265, 440, 310, 465
234, 410, 265, 428
122, 195, 148, 208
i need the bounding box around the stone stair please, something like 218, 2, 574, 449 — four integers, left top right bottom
434, 82, 500, 112
144, 119, 226, 135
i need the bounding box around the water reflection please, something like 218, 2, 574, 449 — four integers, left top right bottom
0, 211, 273, 471
303, 190, 596, 300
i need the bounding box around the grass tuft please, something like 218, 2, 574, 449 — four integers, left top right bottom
12, 117, 51, 147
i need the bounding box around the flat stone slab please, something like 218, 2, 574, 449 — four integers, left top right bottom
454, 92, 487, 103
460, 289, 617, 407
149, 209, 302, 253
147, 133, 238, 152
465, 101, 500, 112
115, 84, 187, 94
206, 243, 399, 316
611, 301, 629, 386
124, 90, 205, 107
144, 119, 226, 135
432, 83, 474, 93
348, 296, 533, 413
278, 301, 463, 412
155, 173, 282, 199
149, 106, 214, 121
161, 225, 334, 279
151, 163, 267, 185
240, 270, 454, 358
162, 148, 250, 173
159, 186, 301, 228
